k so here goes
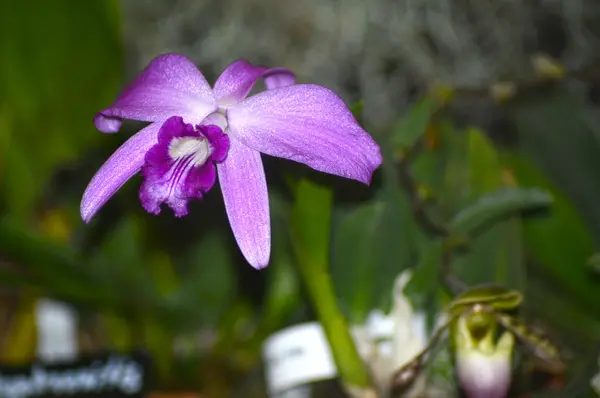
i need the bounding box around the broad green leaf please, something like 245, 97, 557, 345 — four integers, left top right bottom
171, 229, 235, 330
260, 191, 300, 333
456, 128, 530, 289
525, 276, 600, 347
502, 152, 600, 315
0, 217, 114, 305
415, 125, 531, 289
330, 137, 419, 321
508, 90, 600, 241
87, 216, 157, 310
0, 1, 122, 220
403, 239, 446, 309
467, 127, 502, 193
438, 122, 470, 216
450, 188, 552, 234
331, 201, 386, 322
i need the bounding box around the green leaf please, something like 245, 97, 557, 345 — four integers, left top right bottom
261, 191, 300, 330
508, 89, 600, 241
87, 216, 157, 309
502, 152, 600, 315
393, 97, 441, 149
0, 1, 122, 219
450, 188, 552, 235
331, 137, 420, 321
0, 217, 115, 306
403, 239, 446, 308
331, 201, 386, 322
414, 126, 531, 289
171, 228, 235, 330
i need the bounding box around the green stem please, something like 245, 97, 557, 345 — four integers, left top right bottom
290, 178, 372, 390
297, 257, 372, 388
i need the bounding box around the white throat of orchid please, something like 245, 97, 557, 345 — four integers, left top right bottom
168, 136, 212, 166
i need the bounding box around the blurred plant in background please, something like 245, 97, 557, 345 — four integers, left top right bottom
1, 1, 600, 398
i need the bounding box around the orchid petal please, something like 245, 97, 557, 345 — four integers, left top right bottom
95, 54, 217, 133
227, 84, 382, 184
213, 60, 295, 104
217, 140, 270, 269
263, 67, 296, 90
81, 122, 161, 222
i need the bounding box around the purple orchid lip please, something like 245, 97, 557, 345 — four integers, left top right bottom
139, 116, 230, 217
81, 54, 383, 269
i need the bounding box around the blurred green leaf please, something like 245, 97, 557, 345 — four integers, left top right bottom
432, 127, 530, 289
258, 191, 300, 333
88, 216, 156, 309
403, 239, 446, 310
393, 97, 441, 149
502, 151, 600, 316
0, 217, 114, 304
332, 137, 419, 320
508, 89, 600, 242
437, 121, 470, 215
450, 188, 552, 235
332, 201, 386, 322
171, 228, 235, 330
0, 0, 122, 219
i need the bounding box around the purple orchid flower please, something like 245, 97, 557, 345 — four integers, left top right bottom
81, 54, 382, 269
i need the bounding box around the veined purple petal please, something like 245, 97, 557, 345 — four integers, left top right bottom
81, 122, 162, 222
227, 84, 382, 184
213, 60, 296, 104
95, 54, 217, 133
217, 140, 270, 269
139, 117, 230, 217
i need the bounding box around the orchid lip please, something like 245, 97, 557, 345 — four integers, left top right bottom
139, 117, 230, 217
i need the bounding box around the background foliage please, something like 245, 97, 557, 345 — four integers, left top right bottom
0, 1, 599, 397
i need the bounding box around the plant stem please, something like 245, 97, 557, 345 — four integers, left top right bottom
290, 178, 373, 391
296, 257, 372, 389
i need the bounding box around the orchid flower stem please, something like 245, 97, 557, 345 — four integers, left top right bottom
297, 258, 373, 390
291, 178, 373, 392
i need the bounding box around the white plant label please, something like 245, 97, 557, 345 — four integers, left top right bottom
263, 322, 337, 395
35, 299, 78, 363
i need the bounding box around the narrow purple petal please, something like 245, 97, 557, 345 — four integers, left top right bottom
95, 54, 217, 133
213, 60, 296, 104
226, 84, 382, 184
217, 140, 270, 269
81, 122, 162, 222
